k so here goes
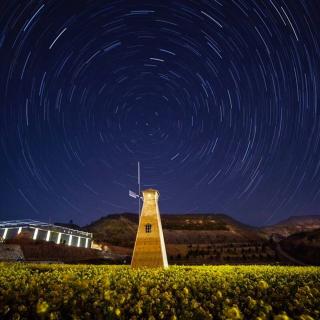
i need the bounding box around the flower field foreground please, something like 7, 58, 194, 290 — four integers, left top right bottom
0, 264, 319, 319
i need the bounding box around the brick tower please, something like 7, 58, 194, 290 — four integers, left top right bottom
131, 188, 168, 268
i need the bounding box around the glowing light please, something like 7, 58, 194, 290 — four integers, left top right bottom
77, 236, 81, 247
33, 228, 39, 240
57, 232, 61, 244
3, 228, 8, 239
18, 227, 22, 234
68, 235, 72, 246
46, 230, 51, 242
85, 238, 89, 248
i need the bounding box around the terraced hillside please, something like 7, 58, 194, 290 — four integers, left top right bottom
85, 213, 278, 264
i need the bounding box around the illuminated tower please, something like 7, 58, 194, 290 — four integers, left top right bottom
131, 189, 168, 268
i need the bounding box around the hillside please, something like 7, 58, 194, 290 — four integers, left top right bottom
261, 215, 320, 238
85, 213, 278, 265
86, 213, 138, 248
83, 213, 320, 265
85, 213, 263, 247
280, 228, 320, 265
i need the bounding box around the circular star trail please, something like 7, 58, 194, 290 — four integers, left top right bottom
0, 0, 320, 225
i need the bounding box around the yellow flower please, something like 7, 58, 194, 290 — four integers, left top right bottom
258, 280, 269, 290
115, 308, 121, 317
104, 290, 111, 300
49, 312, 59, 320
36, 300, 49, 315
140, 286, 147, 295
191, 299, 199, 309
224, 305, 243, 319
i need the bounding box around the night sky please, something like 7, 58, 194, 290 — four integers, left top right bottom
1, 1, 320, 226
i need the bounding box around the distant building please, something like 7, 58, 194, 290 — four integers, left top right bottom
131, 189, 168, 268
0, 220, 92, 248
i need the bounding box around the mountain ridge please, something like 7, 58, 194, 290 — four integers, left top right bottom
65, 212, 320, 265
84, 212, 320, 230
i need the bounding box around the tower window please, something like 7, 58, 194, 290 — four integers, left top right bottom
145, 224, 152, 233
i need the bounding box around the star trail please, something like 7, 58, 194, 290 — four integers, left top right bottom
0, 0, 320, 226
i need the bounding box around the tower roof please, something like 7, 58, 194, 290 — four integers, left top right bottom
142, 188, 160, 198
142, 188, 159, 193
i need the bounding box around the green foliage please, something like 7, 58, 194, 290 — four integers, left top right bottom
0, 263, 319, 319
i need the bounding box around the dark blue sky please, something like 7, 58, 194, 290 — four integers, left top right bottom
1, 0, 320, 226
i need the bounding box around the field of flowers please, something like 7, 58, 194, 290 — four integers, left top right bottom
0, 263, 319, 320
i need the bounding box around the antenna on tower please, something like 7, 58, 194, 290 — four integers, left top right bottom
129, 161, 142, 217
138, 161, 141, 216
